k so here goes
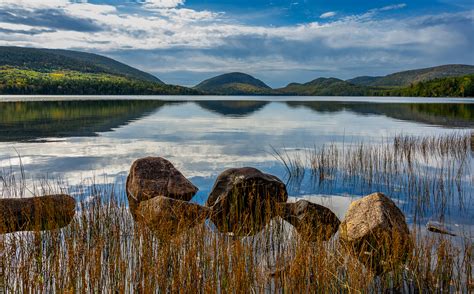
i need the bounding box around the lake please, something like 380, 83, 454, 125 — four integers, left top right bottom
0, 96, 473, 232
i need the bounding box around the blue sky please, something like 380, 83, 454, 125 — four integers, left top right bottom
0, 0, 473, 87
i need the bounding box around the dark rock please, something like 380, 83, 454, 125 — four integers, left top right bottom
427, 221, 457, 236
0, 194, 75, 234
136, 196, 210, 240
207, 167, 288, 236
277, 200, 340, 242
339, 192, 412, 275
126, 157, 198, 218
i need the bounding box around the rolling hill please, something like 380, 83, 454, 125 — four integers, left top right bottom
194, 72, 274, 95
277, 78, 367, 96
0, 46, 472, 97
0, 46, 202, 95
373, 74, 474, 97
0, 46, 162, 83
348, 64, 474, 87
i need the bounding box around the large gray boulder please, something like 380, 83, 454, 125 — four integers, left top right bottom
339, 192, 412, 275
277, 200, 340, 242
136, 196, 210, 240
126, 157, 198, 218
207, 167, 288, 236
0, 194, 76, 234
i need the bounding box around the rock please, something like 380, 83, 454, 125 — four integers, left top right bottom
207, 167, 288, 236
277, 200, 340, 242
136, 196, 210, 240
339, 192, 412, 275
0, 194, 76, 234
126, 157, 198, 218
426, 221, 457, 236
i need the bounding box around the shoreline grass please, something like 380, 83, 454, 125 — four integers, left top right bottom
0, 132, 472, 292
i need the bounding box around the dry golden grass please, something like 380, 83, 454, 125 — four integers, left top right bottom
0, 132, 472, 292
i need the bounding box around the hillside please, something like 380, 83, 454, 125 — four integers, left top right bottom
0, 46, 203, 95
0, 46, 162, 83
348, 64, 474, 87
194, 72, 274, 95
0, 68, 199, 95
0, 46, 472, 97
278, 78, 367, 96
372, 74, 474, 97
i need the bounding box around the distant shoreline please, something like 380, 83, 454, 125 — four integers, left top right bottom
1, 95, 473, 104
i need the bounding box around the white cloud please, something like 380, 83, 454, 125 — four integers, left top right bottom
0, 0, 466, 52
320, 11, 336, 19
0, 0, 471, 85
144, 0, 184, 9
379, 3, 407, 11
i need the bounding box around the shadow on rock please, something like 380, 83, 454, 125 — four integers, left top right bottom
136, 196, 209, 240
206, 167, 288, 236
277, 200, 340, 242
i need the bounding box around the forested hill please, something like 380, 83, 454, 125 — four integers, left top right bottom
277, 78, 367, 96
194, 72, 275, 95
0, 46, 472, 96
0, 46, 162, 83
348, 64, 474, 87
276, 74, 474, 97
0, 47, 202, 95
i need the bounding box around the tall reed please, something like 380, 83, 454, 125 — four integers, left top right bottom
0, 132, 472, 292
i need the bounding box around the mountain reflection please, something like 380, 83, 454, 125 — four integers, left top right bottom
285, 101, 474, 128
195, 101, 268, 117
0, 100, 472, 142
0, 100, 178, 142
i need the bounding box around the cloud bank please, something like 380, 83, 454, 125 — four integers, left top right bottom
0, 0, 472, 86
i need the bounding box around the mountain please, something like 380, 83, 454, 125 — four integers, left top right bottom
194, 72, 274, 95
0, 46, 162, 83
0, 68, 199, 95
0, 46, 201, 95
278, 78, 367, 96
373, 74, 474, 97
278, 65, 474, 97
348, 64, 474, 87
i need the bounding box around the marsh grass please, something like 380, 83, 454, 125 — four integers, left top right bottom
0, 181, 472, 292
0, 132, 472, 292
276, 133, 472, 223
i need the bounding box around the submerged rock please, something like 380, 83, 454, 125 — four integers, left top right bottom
136, 196, 210, 240
0, 194, 76, 234
426, 221, 457, 236
126, 157, 198, 218
277, 200, 340, 242
207, 167, 288, 236
339, 192, 412, 275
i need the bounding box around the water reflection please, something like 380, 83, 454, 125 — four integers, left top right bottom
287, 101, 474, 128
196, 101, 268, 117
0, 98, 472, 231
1, 100, 472, 143
0, 100, 178, 142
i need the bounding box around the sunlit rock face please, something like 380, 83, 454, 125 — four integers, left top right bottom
126, 157, 198, 219
207, 167, 288, 236
0, 194, 76, 234
339, 192, 412, 275
276, 200, 340, 242
136, 196, 210, 240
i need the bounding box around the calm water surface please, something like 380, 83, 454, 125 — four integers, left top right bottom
0, 96, 473, 233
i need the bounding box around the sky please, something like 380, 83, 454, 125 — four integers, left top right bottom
0, 0, 473, 87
